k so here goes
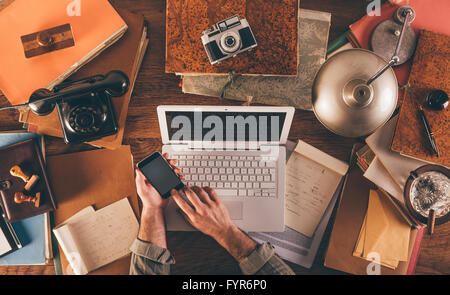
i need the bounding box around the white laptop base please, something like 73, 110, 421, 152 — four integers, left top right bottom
163, 145, 286, 232
157, 105, 295, 233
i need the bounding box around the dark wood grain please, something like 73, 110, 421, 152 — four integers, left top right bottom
0, 0, 448, 275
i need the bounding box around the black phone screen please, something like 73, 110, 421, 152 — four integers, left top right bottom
137, 152, 184, 198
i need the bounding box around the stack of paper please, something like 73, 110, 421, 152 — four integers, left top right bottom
284, 140, 349, 237
364, 157, 403, 203
249, 140, 347, 269
181, 9, 331, 111
353, 190, 411, 269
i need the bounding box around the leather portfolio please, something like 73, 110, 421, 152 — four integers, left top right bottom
391, 30, 449, 167
46, 145, 139, 275
165, 0, 298, 75
324, 161, 423, 275
0, 139, 56, 222
19, 9, 148, 150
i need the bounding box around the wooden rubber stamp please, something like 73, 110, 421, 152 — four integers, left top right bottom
9, 165, 40, 191
14, 192, 41, 208
20, 23, 75, 58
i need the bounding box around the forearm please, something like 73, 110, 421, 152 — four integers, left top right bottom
214, 226, 294, 275
138, 208, 167, 248
215, 225, 257, 262
130, 207, 174, 275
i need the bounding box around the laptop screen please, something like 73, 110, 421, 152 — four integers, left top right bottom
164, 111, 287, 142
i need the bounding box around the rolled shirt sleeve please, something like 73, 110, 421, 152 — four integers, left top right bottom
239, 242, 295, 275
129, 238, 175, 275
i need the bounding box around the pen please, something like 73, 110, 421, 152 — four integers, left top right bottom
418, 106, 439, 157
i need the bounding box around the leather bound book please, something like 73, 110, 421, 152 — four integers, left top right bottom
165, 0, 298, 75
18, 9, 149, 150
391, 30, 449, 167
0, 139, 56, 222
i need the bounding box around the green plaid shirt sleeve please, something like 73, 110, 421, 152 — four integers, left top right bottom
129, 239, 294, 275
239, 242, 295, 275
129, 238, 175, 275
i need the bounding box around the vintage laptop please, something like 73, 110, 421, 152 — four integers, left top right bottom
157, 105, 295, 232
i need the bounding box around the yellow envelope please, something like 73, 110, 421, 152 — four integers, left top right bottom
353, 190, 411, 268
353, 215, 399, 269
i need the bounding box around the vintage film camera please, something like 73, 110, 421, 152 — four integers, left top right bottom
201, 15, 257, 65
27, 71, 129, 144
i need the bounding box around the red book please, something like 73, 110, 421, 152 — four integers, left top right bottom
348, 0, 450, 87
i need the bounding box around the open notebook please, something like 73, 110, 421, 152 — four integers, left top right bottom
53, 198, 138, 275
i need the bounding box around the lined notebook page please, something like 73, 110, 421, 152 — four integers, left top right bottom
285, 140, 349, 237
53, 198, 139, 274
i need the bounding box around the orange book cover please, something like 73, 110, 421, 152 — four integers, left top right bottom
0, 0, 127, 105
348, 0, 450, 87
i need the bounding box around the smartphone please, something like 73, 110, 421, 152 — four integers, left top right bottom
137, 151, 184, 198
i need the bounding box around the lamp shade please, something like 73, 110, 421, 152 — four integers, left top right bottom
312, 49, 398, 138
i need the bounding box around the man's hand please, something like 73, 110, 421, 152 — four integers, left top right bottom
171, 186, 235, 239
171, 186, 257, 262
135, 153, 183, 210
135, 153, 182, 247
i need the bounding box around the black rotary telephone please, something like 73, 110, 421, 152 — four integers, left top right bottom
0, 71, 130, 144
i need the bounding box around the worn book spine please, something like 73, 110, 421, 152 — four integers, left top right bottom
181, 9, 331, 111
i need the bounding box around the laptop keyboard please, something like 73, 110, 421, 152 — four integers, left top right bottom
170, 154, 278, 198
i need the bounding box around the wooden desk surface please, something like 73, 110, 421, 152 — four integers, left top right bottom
0, 0, 448, 275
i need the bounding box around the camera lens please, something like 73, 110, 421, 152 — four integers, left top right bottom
225, 36, 235, 47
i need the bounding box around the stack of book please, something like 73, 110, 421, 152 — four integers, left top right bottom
165, 0, 333, 111
0, 0, 149, 150
0, 132, 52, 267
346, 0, 450, 92
324, 142, 425, 275
0, 0, 149, 274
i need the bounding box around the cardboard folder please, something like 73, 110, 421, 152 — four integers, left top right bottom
324, 160, 424, 275
19, 9, 148, 150
46, 146, 139, 275
0, 0, 127, 105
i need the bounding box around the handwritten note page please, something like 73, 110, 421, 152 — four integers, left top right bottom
285, 140, 349, 237
0, 230, 12, 255
53, 198, 139, 274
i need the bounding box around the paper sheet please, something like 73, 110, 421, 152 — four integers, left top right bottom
353, 216, 399, 269
285, 140, 349, 237
364, 157, 404, 203
366, 116, 428, 189
353, 190, 411, 268
249, 178, 344, 269
0, 230, 12, 255
53, 197, 139, 275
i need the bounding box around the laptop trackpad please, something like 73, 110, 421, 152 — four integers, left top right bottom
223, 201, 243, 220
